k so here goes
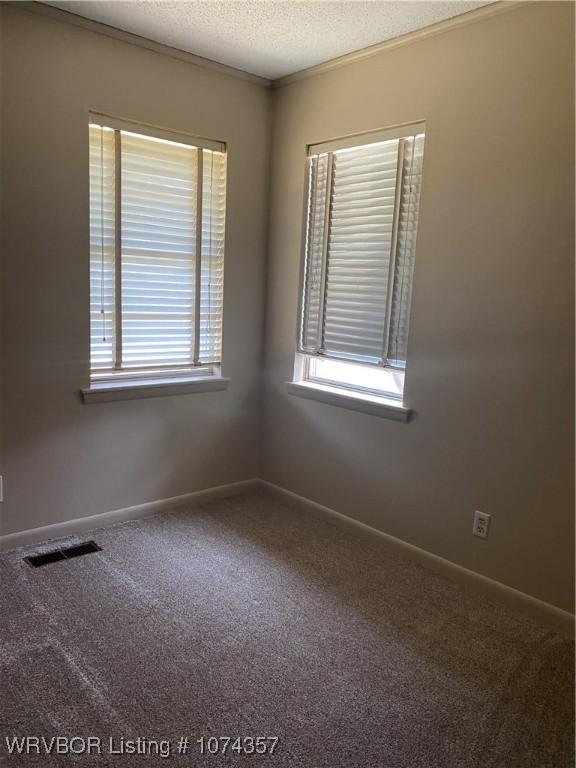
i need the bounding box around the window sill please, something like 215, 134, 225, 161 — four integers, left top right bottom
286, 381, 411, 422
81, 375, 230, 404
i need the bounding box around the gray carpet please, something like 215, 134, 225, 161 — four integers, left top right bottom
0, 491, 573, 767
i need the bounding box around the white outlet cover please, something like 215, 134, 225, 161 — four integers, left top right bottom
473, 510, 490, 539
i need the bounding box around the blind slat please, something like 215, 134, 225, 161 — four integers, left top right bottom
322, 139, 399, 363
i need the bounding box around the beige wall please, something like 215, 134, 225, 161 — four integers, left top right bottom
0, 6, 271, 535
0, 7, 3, 506
1, 2, 573, 612
264, 2, 575, 611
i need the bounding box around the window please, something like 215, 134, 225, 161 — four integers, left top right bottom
88, 115, 227, 387
294, 123, 425, 409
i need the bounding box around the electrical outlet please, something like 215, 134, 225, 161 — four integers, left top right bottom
473, 510, 490, 539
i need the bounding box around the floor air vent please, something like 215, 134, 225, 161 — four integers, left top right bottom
25, 540, 101, 568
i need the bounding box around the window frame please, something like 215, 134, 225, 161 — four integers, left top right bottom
292, 121, 425, 413
304, 355, 404, 401
85, 113, 228, 399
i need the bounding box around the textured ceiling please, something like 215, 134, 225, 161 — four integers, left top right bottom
46, 1, 493, 80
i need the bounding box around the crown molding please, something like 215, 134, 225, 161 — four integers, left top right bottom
12, 1, 272, 88
8, 0, 531, 91
273, 1, 530, 89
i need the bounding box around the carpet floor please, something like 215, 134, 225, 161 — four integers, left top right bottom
0, 491, 573, 767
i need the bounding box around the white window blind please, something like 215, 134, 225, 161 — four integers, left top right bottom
299, 126, 425, 368
89, 119, 226, 380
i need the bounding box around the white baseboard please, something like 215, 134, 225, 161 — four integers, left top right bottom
0, 479, 260, 552
257, 480, 575, 637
